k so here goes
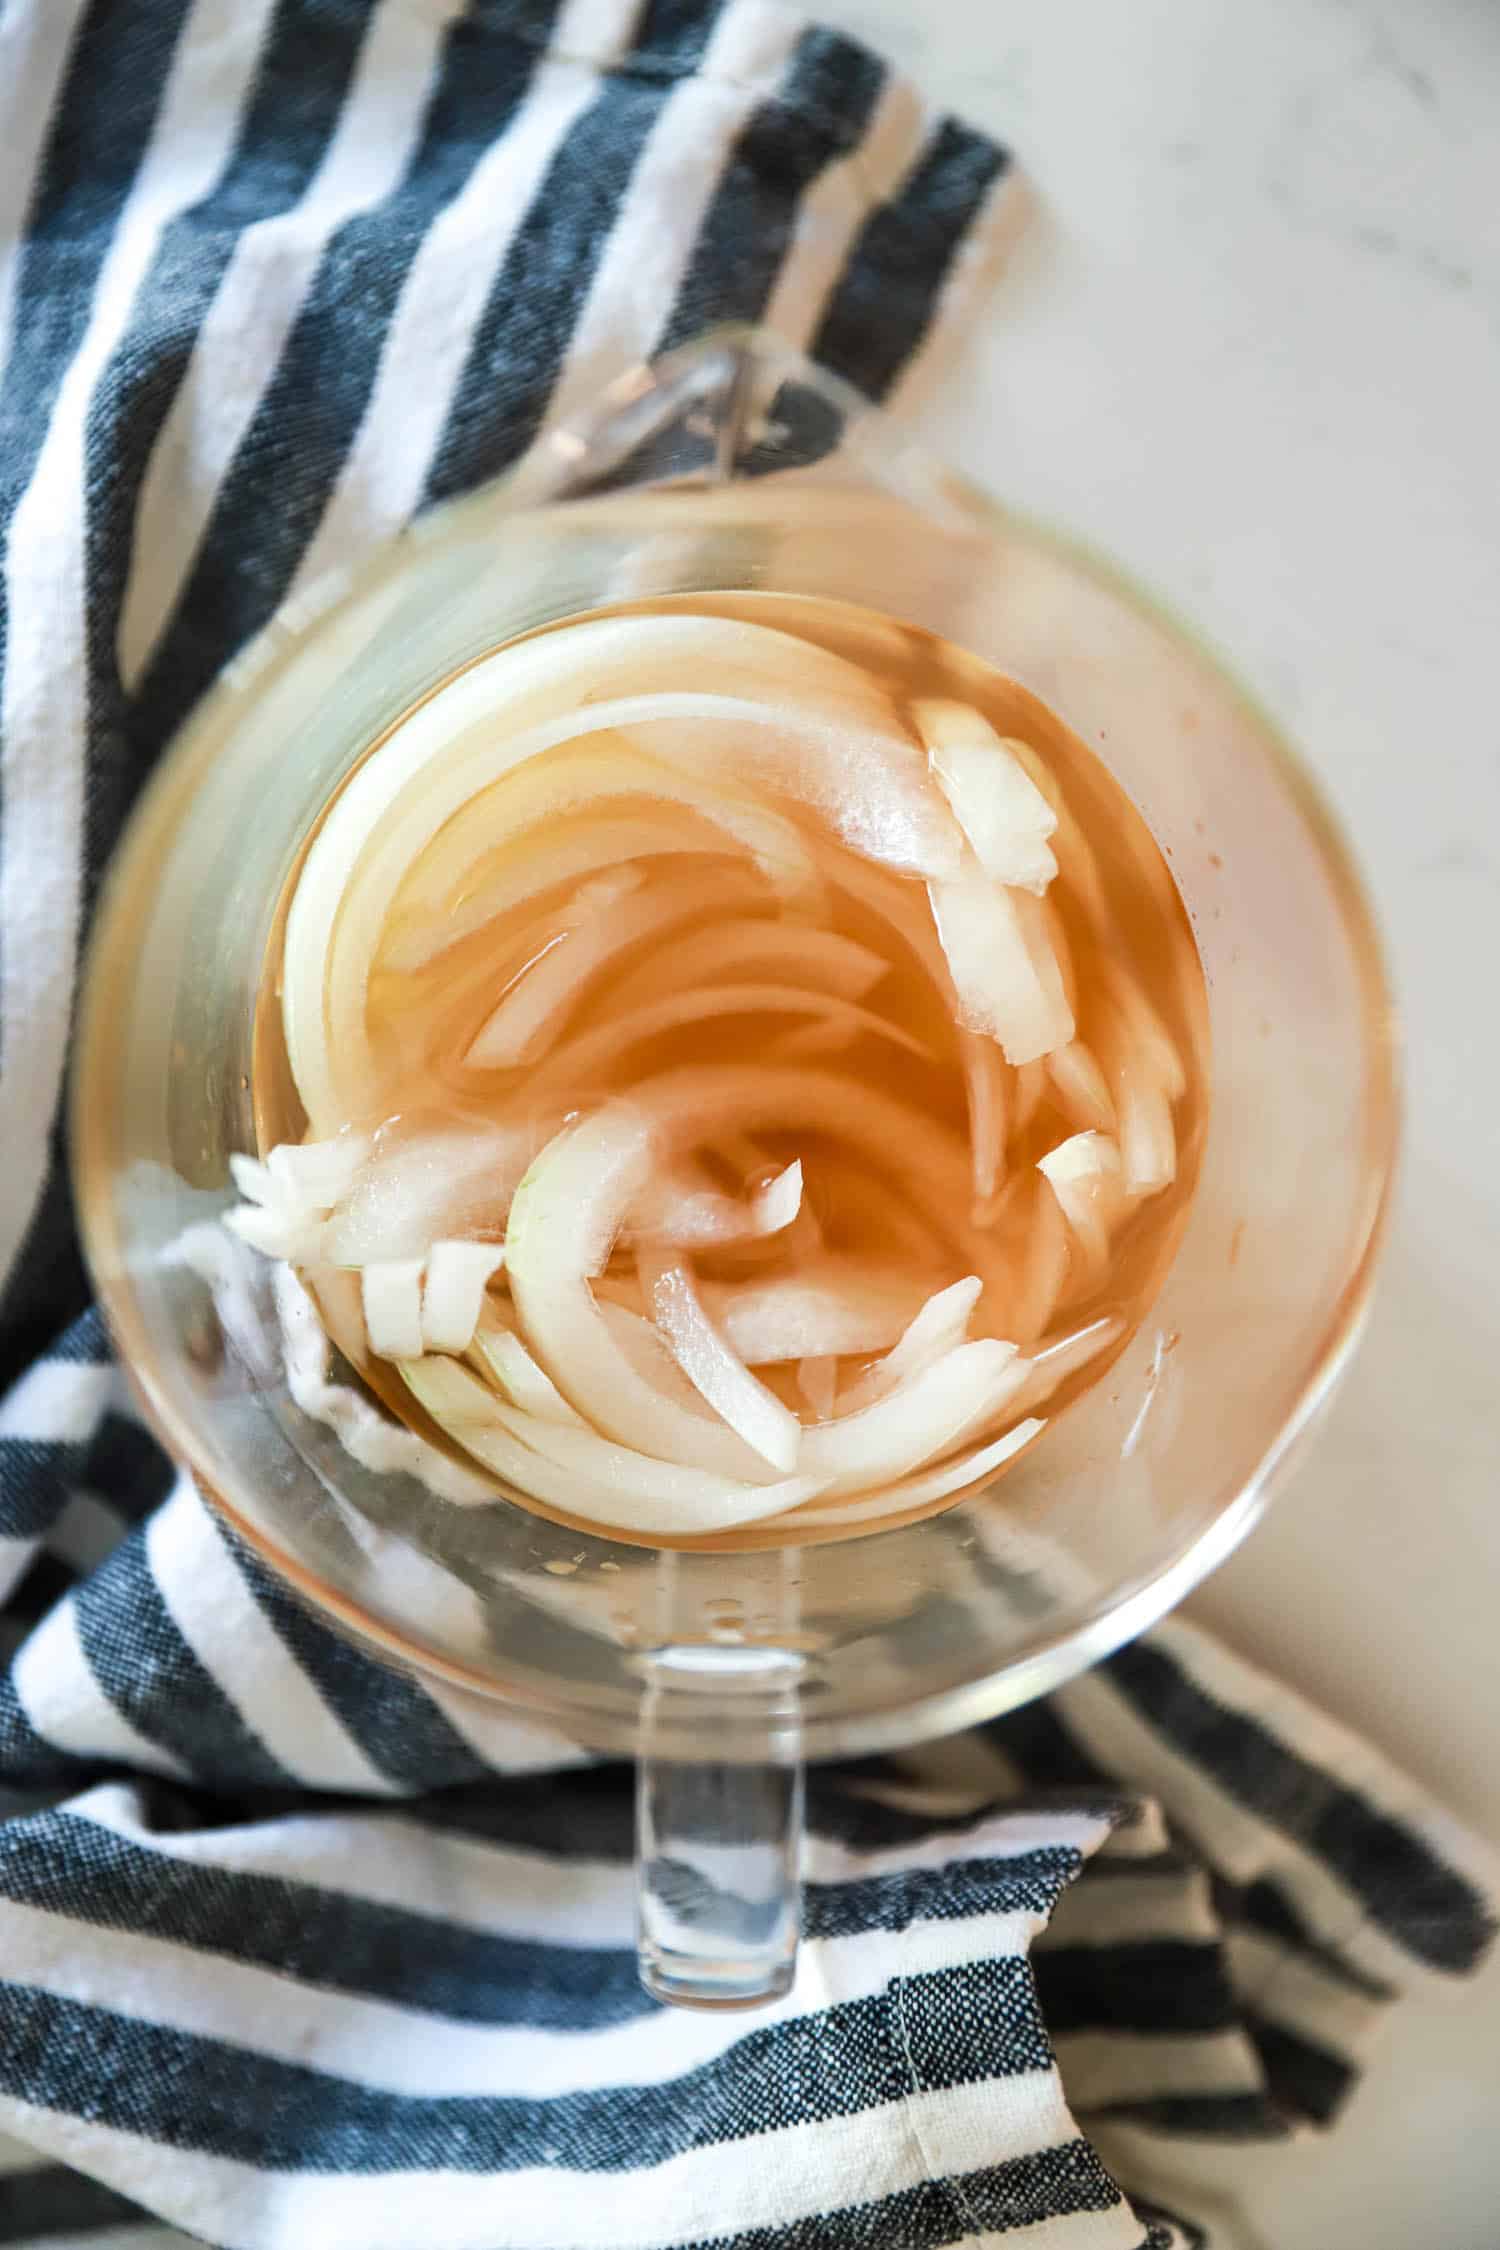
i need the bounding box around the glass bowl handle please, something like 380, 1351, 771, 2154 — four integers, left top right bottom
635, 1644, 804, 2010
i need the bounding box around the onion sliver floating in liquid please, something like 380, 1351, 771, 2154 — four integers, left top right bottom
638, 1250, 803, 1474
632, 1156, 804, 1252
916, 698, 1058, 894
399, 1357, 824, 1537
282, 613, 951, 1129
700, 1260, 934, 1364
392, 744, 826, 976
606, 919, 890, 1012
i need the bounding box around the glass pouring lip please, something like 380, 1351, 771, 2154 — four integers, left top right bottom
69, 329, 1400, 1761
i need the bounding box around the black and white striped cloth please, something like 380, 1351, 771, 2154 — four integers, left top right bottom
0, 4, 1492, 2246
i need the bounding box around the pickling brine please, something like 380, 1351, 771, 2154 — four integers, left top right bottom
230, 591, 1209, 1548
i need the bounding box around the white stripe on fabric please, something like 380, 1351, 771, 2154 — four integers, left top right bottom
0, 2124, 45, 2175
63, 1781, 1110, 1956
143, 1478, 398, 1796
11, 1597, 189, 1779
418, 1672, 592, 1777
757, 68, 928, 358
0, 0, 91, 376
116, 0, 466, 691
1226, 1928, 1383, 2055
1054, 1666, 1422, 1993
75, 1783, 640, 1945
0, 0, 278, 1302
1053, 2026, 1267, 2111
0, 1531, 37, 1605
0, 2076, 1138, 2250
286, 0, 642, 607
1036, 1870, 1222, 1953
0, 1358, 113, 1442
0, 1891, 1043, 2101
534, 0, 805, 445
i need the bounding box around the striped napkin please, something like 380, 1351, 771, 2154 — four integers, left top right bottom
0, 4, 1492, 2247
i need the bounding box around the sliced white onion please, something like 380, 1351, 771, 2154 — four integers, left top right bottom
916, 698, 1058, 894
1005, 1315, 1125, 1415
1047, 1040, 1116, 1135
397, 756, 824, 979
229, 1153, 280, 1208
321, 1121, 532, 1266
929, 872, 1074, 1065
223, 1200, 325, 1264
799, 1338, 1023, 1496
527, 982, 930, 1100
959, 1030, 1007, 1209
265, 1131, 373, 1211
1093, 1000, 1178, 1194
632, 1156, 803, 1250
1038, 1131, 1130, 1287
789, 1414, 1046, 1527
464, 880, 729, 1069
470, 1320, 586, 1426
797, 1356, 838, 1420
505, 1105, 778, 1478
838, 1276, 984, 1414
399, 1357, 818, 1535
607, 919, 890, 1012
361, 1259, 426, 1360
639, 1250, 802, 1474
701, 1259, 929, 1363
419, 1240, 505, 1354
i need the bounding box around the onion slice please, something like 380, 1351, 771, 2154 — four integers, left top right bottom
916, 698, 1058, 894
504, 1105, 779, 1478
400, 1357, 820, 1535
420, 1240, 505, 1354
839, 1276, 984, 1414
639, 1250, 803, 1473
607, 919, 890, 1011
701, 1260, 930, 1363
799, 1338, 1023, 1496
361, 1260, 425, 1360
929, 872, 1074, 1065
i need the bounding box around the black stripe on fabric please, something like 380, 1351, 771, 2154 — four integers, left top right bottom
0, 2161, 149, 2242
1242, 2011, 1356, 2128
1236, 1874, 1396, 2001
133, 0, 568, 747
1131, 2203, 1208, 2250
78, 1410, 174, 1523
0, 1324, 116, 1545
0, 1808, 1081, 2033
1088, 2091, 1289, 2141
422, 9, 724, 508
0, 1957, 1053, 2173
71, 1530, 294, 1789
1033, 1940, 1238, 2039
659, 27, 885, 353
0, 1550, 77, 1632
983, 1697, 1117, 1791
0, 1677, 80, 1790
221, 1529, 488, 1791
81, 0, 377, 898
1104, 1641, 1496, 1974
0, 1805, 650, 2033
811, 117, 1009, 400
674, 2142, 1127, 2249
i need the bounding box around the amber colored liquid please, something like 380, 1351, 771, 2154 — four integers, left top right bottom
254, 591, 1210, 1549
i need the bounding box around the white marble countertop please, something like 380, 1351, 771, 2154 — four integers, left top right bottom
822, 0, 1500, 2241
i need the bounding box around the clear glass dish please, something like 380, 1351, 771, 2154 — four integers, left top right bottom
73, 330, 1397, 2005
